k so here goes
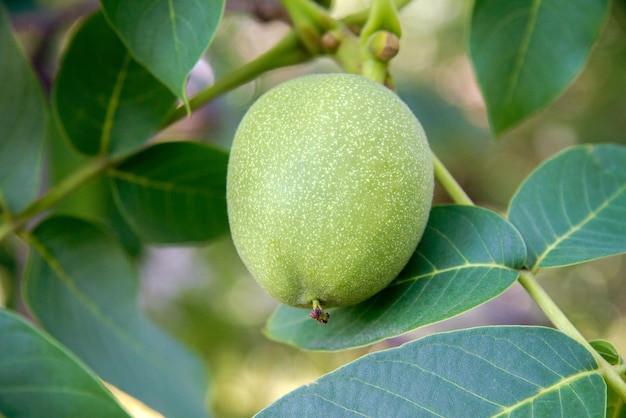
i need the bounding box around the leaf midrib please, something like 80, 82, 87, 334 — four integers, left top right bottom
533, 182, 626, 269
109, 168, 224, 197
492, 369, 599, 417
502, 0, 542, 108
392, 263, 517, 287
100, 53, 132, 155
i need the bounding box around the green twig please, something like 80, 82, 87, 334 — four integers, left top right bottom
163, 31, 311, 126
519, 270, 626, 402
0, 157, 109, 244
281, 0, 336, 54
431, 150, 474, 205
343, 0, 413, 31
360, 0, 402, 40
432, 151, 626, 401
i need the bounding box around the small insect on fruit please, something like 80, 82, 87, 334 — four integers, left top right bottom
227, 73, 434, 324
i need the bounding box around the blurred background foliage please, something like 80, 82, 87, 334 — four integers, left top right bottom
3, 0, 626, 416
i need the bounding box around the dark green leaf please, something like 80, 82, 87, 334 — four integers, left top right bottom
109, 141, 229, 244
589, 339, 622, 365
101, 0, 225, 101
257, 326, 605, 417
23, 216, 209, 418
47, 116, 143, 258
53, 12, 176, 157
265, 205, 527, 350
0, 3, 46, 213
0, 308, 130, 418
508, 144, 626, 269
470, 0, 609, 135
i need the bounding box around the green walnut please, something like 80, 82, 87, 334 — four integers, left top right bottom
227, 73, 433, 323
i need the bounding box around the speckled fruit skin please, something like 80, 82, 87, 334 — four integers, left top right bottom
227, 73, 433, 309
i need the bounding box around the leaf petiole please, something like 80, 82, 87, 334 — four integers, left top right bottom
0, 157, 109, 244
281, 0, 336, 54
519, 270, 626, 402
431, 150, 474, 205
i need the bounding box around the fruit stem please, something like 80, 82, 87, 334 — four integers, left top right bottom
431, 150, 474, 205
309, 299, 330, 324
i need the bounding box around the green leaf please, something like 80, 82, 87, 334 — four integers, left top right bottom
257, 326, 606, 417
47, 115, 143, 258
589, 339, 622, 366
0, 308, 130, 418
100, 0, 225, 101
53, 12, 176, 158
608, 385, 626, 418
265, 205, 527, 351
0, 3, 46, 213
109, 141, 229, 244
23, 216, 209, 418
508, 144, 626, 269
470, 0, 609, 135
